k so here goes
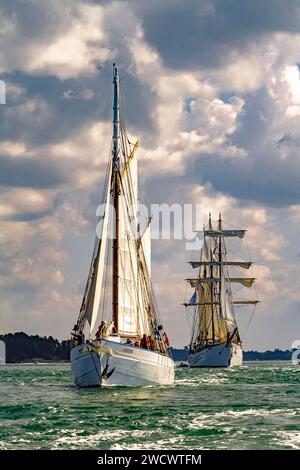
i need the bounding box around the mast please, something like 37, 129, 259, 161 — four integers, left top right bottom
112, 63, 120, 333
209, 212, 215, 341
218, 213, 223, 326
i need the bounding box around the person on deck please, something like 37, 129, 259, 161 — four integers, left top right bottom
71, 324, 84, 345
163, 332, 169, 348
95, 321, 106, 339
147, 336, 154, 350
140, 334, 147, 349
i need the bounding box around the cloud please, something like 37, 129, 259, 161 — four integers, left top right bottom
62, 88, 95, 100
0, 154, 66, 188
0, 188, 52, 219
0, 1, 111, 79
139, 0, 300, 69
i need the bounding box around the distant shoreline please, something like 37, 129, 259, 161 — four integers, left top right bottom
0, 332, 297, 363
0, 359, 294, 365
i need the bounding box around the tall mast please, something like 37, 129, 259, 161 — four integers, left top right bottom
209, 212, 215, 341
112, 63, 120, 333
218, 213, 223, 326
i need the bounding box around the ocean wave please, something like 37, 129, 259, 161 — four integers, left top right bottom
274, 431, 300, 449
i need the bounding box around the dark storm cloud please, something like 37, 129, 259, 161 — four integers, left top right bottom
0, 0, 75, 40
3, 210, 52, 222
136, 0, 300, 69
190, 151, 300, 207
0, 154, 66, 188
0, 72, 109, 146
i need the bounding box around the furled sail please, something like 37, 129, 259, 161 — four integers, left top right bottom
204, 229, 246, 238
187, 277, 255, 288
187, 278, 220, 287
229, 277, 256, 288
189, 261, 252, 269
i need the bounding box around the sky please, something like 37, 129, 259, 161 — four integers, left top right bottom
0, 0, 300, 350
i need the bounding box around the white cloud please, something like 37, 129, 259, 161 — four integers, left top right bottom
0, 2, 112, 78
0, 188, 52, 217
211, 52, 266, 92
0, 141, 26, 157
62, 88, 95, 100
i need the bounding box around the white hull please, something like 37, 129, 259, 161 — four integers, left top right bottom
71, 338, 175, 387
188, 343, 243, 368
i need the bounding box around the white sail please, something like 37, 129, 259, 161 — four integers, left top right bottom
89, 162, 112, 332
118, 154, 139, 336
220, 272, 236, 325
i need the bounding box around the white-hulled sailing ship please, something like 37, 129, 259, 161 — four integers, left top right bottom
184, 213, 258, 368
70, 64, 174, 387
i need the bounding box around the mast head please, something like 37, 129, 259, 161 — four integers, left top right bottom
113, 62, 118, 80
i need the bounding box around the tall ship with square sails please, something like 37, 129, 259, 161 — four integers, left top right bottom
184, 213, 258, 367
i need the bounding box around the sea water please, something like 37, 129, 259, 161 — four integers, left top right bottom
0, 361, 299, 450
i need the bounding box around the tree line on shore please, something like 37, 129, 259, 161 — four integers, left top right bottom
0, 332, 71, 362
0, 332, 296, 362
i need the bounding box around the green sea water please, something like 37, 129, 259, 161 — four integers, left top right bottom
0, 361, 299, 450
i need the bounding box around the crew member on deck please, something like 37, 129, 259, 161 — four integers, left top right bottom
147, 336, 154, 350
140, 334, 147, 349
163, 332, 169, 348
95, 321, 106, 339
71, 324, 84, 345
